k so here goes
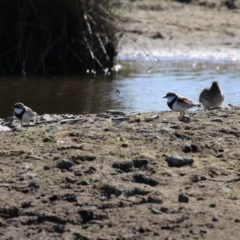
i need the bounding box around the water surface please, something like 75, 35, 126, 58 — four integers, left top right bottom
0, 59, 239, 118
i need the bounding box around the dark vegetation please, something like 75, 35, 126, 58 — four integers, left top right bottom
0, 0, 121, 75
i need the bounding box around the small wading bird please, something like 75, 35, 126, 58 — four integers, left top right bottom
199, 81, 224, 110
163, 92, 201, 120
12, 102, 36, 129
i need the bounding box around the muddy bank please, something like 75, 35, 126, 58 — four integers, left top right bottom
118, 0, 240, 60
1, 107, 240, 239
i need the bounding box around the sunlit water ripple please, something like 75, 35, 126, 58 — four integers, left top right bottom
0, 57, 240, 118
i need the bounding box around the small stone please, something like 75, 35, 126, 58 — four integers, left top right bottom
21, 201, 32, 208
212, 217, 218, 222
53, 224, 64, 233
60, 119, 81, 124
43, 166, 50, 170
43, 137, 54, 143
55, 159, 74, 170
96, 113, 110, 118
65, 176, 77, 183
28, 181, 39, 189
145, 115, 159, 122
209, 203, 216, 208
211, 118, 223, 123
151, 208, 162, 214
25, 155, 42, 161
111, 117, 130, 122
180, 115, 191, 123
160, 207, 169, 213
178, 193, 189, 203
219, 114, 229, 118
0, 126, 11, 132
106, 110, 126, 116
137, 128, 151, 133
165, 155, 194, 167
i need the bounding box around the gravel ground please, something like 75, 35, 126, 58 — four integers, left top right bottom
1, 106, 240, 239
1, 1, 240, 239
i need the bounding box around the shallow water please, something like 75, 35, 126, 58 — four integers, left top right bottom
0, 58, 239, 119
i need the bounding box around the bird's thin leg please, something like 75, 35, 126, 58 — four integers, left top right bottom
179, 112, 185, 121
178, 112, 182, 120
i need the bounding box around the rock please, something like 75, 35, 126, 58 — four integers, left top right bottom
151, 208, 162, 214
111, 117, 130, 122
96, 113, 110, 118
55, 159, 74, 170
180, 115, 191, 123
140, 195, 163, 204
145, 115, 159, 122
137, 128, 151, 133
219, 114, 229, 118
78, 210, 94, 224
39, 114, 57, 122
60, 119, 81, 124
43, 137, 54, 143
65, 176, 77, 183
25, 155, 42, 161
165, 155, 194, 167
161, 119, 169, 123
133, 173, 159, 186
178, 193, 189, 203
106, 110, 126, 116
52, 224, 65, 233
0, 126, 11, 132
209, 203, 216, 208
21, 201, 32, 208
211, 118, 223, 123
28, 181, 39, 189
182, 144, 198, 153
43, 166, 50, 170
0, 206, 19, 218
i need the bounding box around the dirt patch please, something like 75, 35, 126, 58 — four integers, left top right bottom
1, 106, 240, 239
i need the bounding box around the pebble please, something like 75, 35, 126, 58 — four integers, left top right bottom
55, 159, 74, 170
219, 114, 229, 118
28, 181, 39, 189
25, 155, 42, 161
151, 208, 162, 214
165, 155, 194, 167
211, 118, 223, 123
180, 116, 191, 123
60, 119, 81, 124
0, 126, 11, 132
96, 113, 110, 118
111, 117, 130, 122
178, 193, 189, 203
146, 115, 159, 122
137, 128, 151, 133
106, 110, 126, 116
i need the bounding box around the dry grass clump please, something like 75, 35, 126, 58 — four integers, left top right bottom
0, 0, 120, 75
